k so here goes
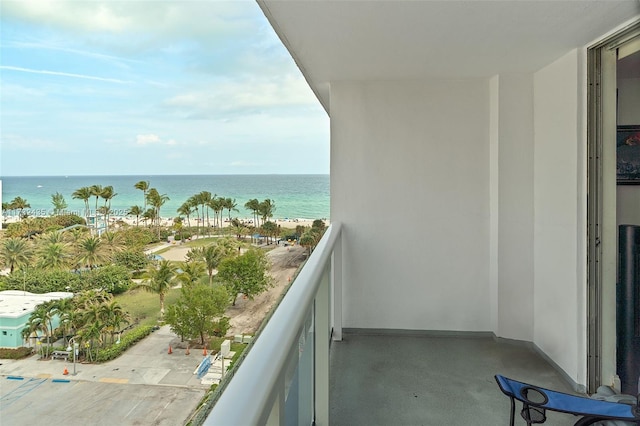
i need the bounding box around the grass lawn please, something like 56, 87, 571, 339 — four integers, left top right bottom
183, 237, 224, 248
115, 287, 182, 328
153, 237, 229, 255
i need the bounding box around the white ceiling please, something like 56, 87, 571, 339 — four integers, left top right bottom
258, 0, 640, 112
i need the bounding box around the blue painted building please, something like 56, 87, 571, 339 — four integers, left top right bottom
0, 290, 74, 348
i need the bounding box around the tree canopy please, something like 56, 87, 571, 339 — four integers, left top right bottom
216, 248, 272, 305
165, 283, 230, 345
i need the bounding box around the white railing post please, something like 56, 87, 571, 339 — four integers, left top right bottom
265, 379, 284, 426
315, 263, 331, 425
204, 223, 341, 426
332, 230, 343, 341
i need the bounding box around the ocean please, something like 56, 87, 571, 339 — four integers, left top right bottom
0, 175, 330, 221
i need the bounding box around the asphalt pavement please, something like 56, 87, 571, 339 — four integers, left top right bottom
0, 325, 210, 425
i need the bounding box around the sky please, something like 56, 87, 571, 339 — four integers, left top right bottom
0, 1, 329, 176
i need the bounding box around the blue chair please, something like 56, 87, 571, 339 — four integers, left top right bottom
495, 375, 640, 426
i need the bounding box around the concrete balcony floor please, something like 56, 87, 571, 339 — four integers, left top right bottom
329, 331, 579, 426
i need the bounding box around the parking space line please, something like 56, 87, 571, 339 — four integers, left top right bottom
99, 378, 129, 384
1, 378, 48, 408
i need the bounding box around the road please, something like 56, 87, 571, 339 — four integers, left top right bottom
0, 325, 208, 425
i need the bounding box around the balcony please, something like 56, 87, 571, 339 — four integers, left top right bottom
203, 223, 579, 425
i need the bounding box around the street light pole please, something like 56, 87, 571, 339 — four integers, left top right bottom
66, 337, 79, 376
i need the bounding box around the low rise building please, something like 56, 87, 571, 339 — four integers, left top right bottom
0, 290, 74, 348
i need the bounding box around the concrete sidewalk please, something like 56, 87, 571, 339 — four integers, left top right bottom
0, 325, 208, 387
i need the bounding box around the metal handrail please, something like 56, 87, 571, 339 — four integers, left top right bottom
204, 222, 342, 425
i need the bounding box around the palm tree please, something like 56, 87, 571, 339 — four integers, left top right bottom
209, 196, 224, 229
37, 241, 69, 270
189, 242, 233, 285
38, 231, 65, 244
101, 231, 124, 258
300, 231, 317, 256
64, 227, 88, 247
134, 180, 150, 211
259, 199, 276, 224
72, 186, 92, 224
173, 217, 184, 241
100, 300, 130, 344
0, 237, 33, 273
10, 196, 31, 218
89, 185, 104, 232
261, 221, 278, 244
135, 260, 177, 319
76, 236, 108, 269
230, 218, 249, 240
188, 194, 202, 236
176, 261, 206, 287
245, 199, 260, 227
199, 191, 213, 228
128, 205, 143, 226
224, 197, 238, 220
51, 298, 75, 346
146, 188, 169, 238
77, 314, 102, 361
24, 303, 55, 358
100, 185, 117, 231
142, 208, 156, 227
177, 202, 193, 229
75, 289, 112, 310
51, 192, 68, 215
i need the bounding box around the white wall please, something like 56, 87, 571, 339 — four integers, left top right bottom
331, 80, 491, 331
494, 74, 535, 341
533, 49, 585, 383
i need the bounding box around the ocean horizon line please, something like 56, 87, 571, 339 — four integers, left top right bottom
0, 173, 329, 178
1, 174, 330, 221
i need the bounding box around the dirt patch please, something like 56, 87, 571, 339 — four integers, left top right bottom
226, 245, 307, 336
159, 246, 192, 262
158, 243, 307, 336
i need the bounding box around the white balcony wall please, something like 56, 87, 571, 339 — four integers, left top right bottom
330, 80, 492, 331
493, 74, 536, 342
533, 49, 587, 385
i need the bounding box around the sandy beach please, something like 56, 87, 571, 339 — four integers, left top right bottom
1, 214, 321, 230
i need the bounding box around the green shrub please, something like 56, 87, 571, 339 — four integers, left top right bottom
50, 214, 86, 228
4, 214, 85, 238
2, 269, 83, 293
0, 347, 33, 359
94, 325, 153, 363
83, 265, 132, 294
113, 249, 149, 271
117, 227, 156, 248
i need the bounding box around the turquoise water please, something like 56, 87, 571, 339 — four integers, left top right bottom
1, 175, 329, 221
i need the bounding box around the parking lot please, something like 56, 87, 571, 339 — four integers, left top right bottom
0, 326, 208, 425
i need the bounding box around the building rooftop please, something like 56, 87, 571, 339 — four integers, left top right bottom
0, 290, 74, 319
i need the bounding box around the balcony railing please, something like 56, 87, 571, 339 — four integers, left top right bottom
204, 222, 342, 426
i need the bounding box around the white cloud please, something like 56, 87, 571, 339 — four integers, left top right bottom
135, 134, 161, 145
0, 65, 130, 84
0, 1, 330, 176
1, 1, 259, 53
162, 74, 318, 118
